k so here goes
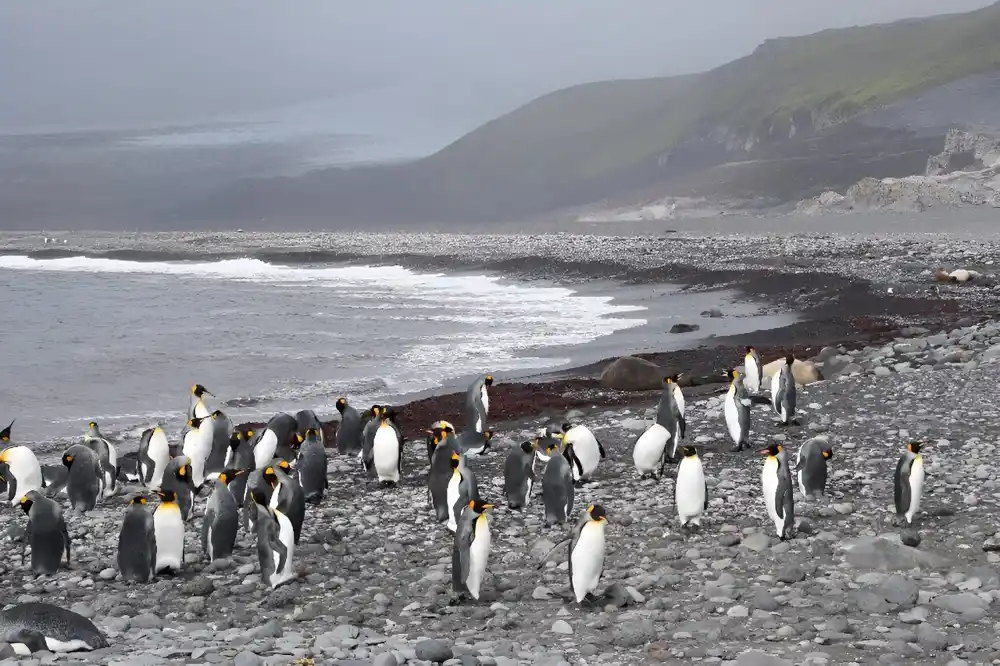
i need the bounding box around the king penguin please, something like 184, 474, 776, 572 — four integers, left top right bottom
204, 409, 234, 482
181, 415, 214, 489
294, 409, 324, 447
253, 413, 299, 469
797, 435, 833, 498
372, 411, 403, 487
542, 439, 582, 526
117, 494, 156, 583
724, 368, 752, 452
0, 603, 109, 655
295, 428, 328, 505
202, 468, 244, 562
632, 422, 671, 480
894, 441, 925, 525
189, 384, 213, 420
674, 446, 707, 528
20, 490, 71, 575
655, 374, 685, 454
760, 443, 794, 540
452, 498, 494, 601
744, 347, 763, 394
153, 488, 185, 574
360, 405, 383, 473
265, 460, 305, 545
224, 429, 255, 507
569, 504, 607, 604
61, 444, 103, 513
160, 457, 196, 521
446, 451, 481, 533
561, 423, 606, 482
334, 398, 364, 455
253, 495, 296, 589
426, 420, 456, 463
137, 426, 171, 490
770, 354, 798, 426
465, 374, 493, 434
503, 440, 536, 509
83, 421, 117, 497
428, 427, 460, 522
0, 437, 43, 506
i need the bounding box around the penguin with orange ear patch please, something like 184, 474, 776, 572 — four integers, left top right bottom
118, 494, 156, 582
160, 457, 196, 521
760, 443, 794, 540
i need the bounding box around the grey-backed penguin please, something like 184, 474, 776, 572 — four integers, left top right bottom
655, 374, 685, 452
464, 374, 493, 434
446, 451, 481, 533
181, 415, 214, 489
894, 441, 925, 526
542, 439, 583, 526
83, 421, 117, 497
452, 498, 494, 601
159, 457, 196, 521
724, 368, 751, 452
760, 443, 794, 540
561, 423, 606, 482
428, 427, 460, 522
372, 411, 403, 486
335, 398, 364, 455
294, 409, 324, 447
203, 468, 244, 562
225, 429, 256, 507
61, 444, 103, 512
0, 438, 43, 506
189, 384, 213, 420
295, 427, 328, 505
569, 504, 608, 604
204, 409, 234, 482
631, 422, 671, 480
20, 490, 71, 575
797, 435, 833, 498
674, 446, 707, 528
770, 354, 798, 426
743, 347, 763, 394
137, 426, 171, 490
0, 602, 109, 655
503, 440, 536, 509
425, 420, 456, 463
39, 464, 69, 497
253, 494, 296, 590
360, 405, 384, 473
153, 488, 185, 574
253, 412, 298, 469
265, 460, 305, 545
456, 429, 493, 458
244, 468, 273, 534
117, 494, 156, 583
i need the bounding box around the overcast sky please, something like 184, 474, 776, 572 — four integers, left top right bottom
0, 0, 993, 133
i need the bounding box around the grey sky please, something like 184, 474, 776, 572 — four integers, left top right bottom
1, 0, 993, 133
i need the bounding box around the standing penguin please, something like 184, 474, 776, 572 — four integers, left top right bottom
224, 429, 255, 507
569, 504, 608, 604
744, 347, 763, 394
117, 494, 156, 583
760, 443, 794, 540
244, 471, 273, 535
189, 384, 213, 420
504, 440, 536, 509
294, 409, 324, 447
253, 413, 298, 469
265, 461, 306, 545
542, 440, 583, 526
83, 422, 117, 497
0, 442, 43, 506
61, 445, 103, 513
334, 398, 364, 455
20, 491, 71, 575
724, 368, 752, 452
561, 423, 606, 482
295, 428, 328, 505
181, 415, 214, 489
160, 457, 196, 521
674, 446, 707, 528
204, 410, 234, 482
137, 426, 171, 490
452, 498, 494, 601
360, 405, 383, 473
152, 489, 185, 574
894, 442, 925, 526
632, 422, 671, 480
770, 354, 798, 426
253, 497, 296, 590
372, 411, 403, 487
655, 375, 685, 452
428, 428, 460, 522
446, 451, 481, 533
202, 469, 243, 562
464, 374, 493, 434
797, 435, 833, 498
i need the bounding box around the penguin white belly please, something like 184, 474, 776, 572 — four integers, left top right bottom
481, 385, 489, 416
745, 356, 760, 393
769, 372, 781, 412
182, 429, 212, 486
193, 399, 210, 420
4, 448, 43, 505
797, 469, 806, 497
632, 423, 670, 474
571, 522, 606, 602
675, 457, 705, 525
270, 511, 296, 587
761, 457, 781, 535
268, 481, 283, 510
523, 478, 532, 508
153, 506, 184, 572
446, 472, 462, 532
254, 430, 279, 470
466, 514, 491, 599
723, 391, 741, 445
147, 430, 170, 489
372, 427, 400, 482
672, 384, 686, 419
906, 458, 925, 523
567, 428, 600, 478
44, 638, 94, 653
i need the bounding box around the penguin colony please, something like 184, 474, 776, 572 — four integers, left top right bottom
0, 351, 930, 653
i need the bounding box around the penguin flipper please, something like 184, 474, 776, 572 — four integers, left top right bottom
703, 479, 709, 511
271, 532, 288, 574
62, 521, 72, 565
202, 508, 215, 555
894, 456, 910, 516
596, 438, 607, 459
677, 417, 686, 440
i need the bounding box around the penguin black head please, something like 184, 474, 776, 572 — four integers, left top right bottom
907, 441, 923, 454
229, 431, 243, 451
245, 429, 255, 440
468, 498, 494, 514
681, 446, 698, 458
728, 368, 739, 381
277, 460, 292, 474
821, 446, 834, 460
192, 384, 213, 398
369, 405, 382, 419
335, 398, 347, 414
520, 440, 536, 455
263, 466, 278, 486
484, 375, 494, 387
0, 419, 13, 442
130, 494, 149, 506
157, 489, 178, 503
745, 346, 754, 355
450, 451, 461, 469
218, 468, 246, 486
61, 451, 75, 468
19, 494, 33, 514
759, 443, 782, 457
384, 407, 399, 420
176, 460, 191, 482
294, 432, 305, 447
784, 354, 794, 366
188, 416, 206, 429
88, 421, 98, 429
211, 410, 224, 420
248, 489, 267, 506
587, 504, 607, 522
484, 430, 494, 441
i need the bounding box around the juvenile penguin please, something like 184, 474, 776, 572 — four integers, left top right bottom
202, 468, 243, 561
372, 411, 403, 486
265, 460, 306, 545
253, 497, 296, 589
0, 443, 43, 506
117, 494, 156, 583
428, 428, 460, 522
160, 457, 196, 521
724, 368, 751, 452
561, 423, 606, 482
632, 422, 671, 479
83, 421, 117, 497
655, 375, 684, 451
224, 429, 256, 507
503, 440, 536, 509
797, 435, 833, 498
770, 354, 798, 426
675, 446, 707, 528
542, 440, 583, 526
0, 602, 109, 654
452, 498, 494, 601
295, 428, 328, 505
181, 415, 214, 489
189, 384, 213, 420
456, 429, 493, 457
744, 347, 763, 394
204, 409, 234, 481
569, 504, 608, 604
294, 409, 324, 446
137, 426, 170, 490
464, 374, 493, 434
20, 490, 71, 575
153, 489, 185, 574
760, 443, 794, 540
61, 444, 103, 512
253, 413, 298, 469
894, 442, 925, 525
360, 405, 383, 473
334, 398, 364, 455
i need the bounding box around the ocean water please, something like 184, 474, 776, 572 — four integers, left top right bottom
0, 255, 647, 444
